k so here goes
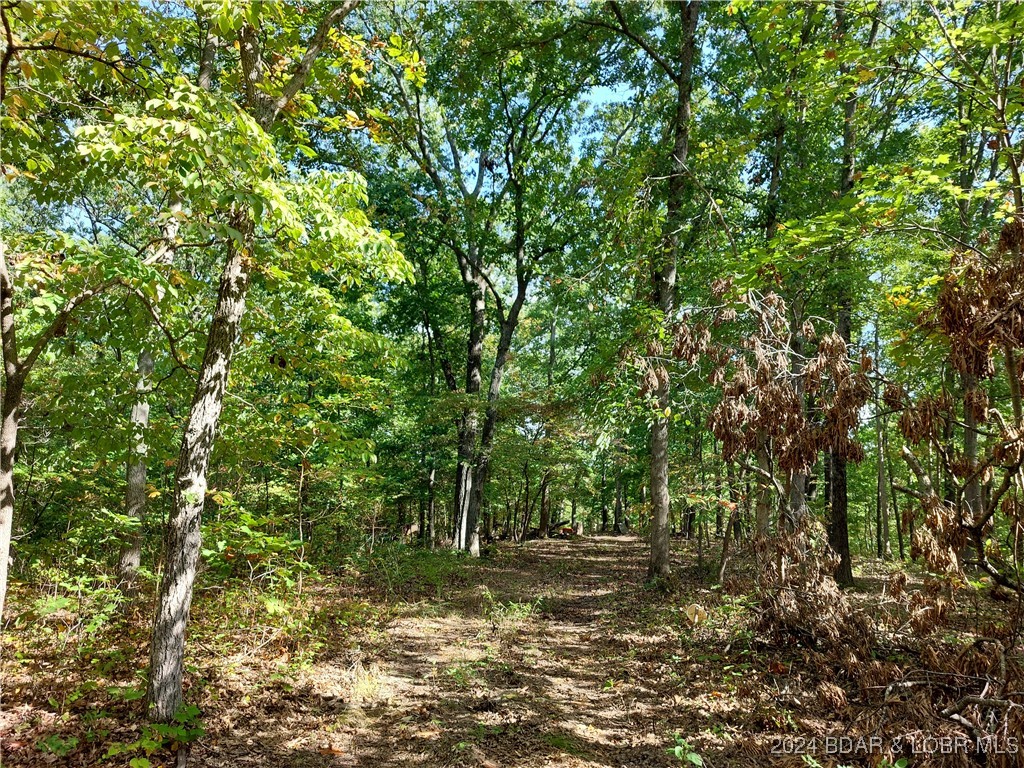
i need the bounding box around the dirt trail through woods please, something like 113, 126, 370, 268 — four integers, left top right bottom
197, 535, 706, 768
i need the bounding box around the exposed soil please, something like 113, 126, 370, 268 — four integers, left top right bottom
187, 535, 811, 768
190, 536, 682, 767
5, 535, 1019, 768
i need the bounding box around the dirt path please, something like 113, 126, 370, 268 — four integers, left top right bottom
5, 534, 1011, 767
196, 535, 703, 768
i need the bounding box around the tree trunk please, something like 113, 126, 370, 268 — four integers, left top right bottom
786, 316, 808, 530
962, 370, 983, 531
828, 0, 857, 587
418, 494, 426, 545
600, 456, 609, 532
717, 499, 739, 584
453, 274, 485, 551
1005, 346, 1023, 427
146, 6, 357, 723
539, 472, 551, 538
397, 497, 407, 532
648, 0, 700, 582
120, 34, 211, 587
886, 444, 904, 560
0, 234, 104, 619
520, 461, 530, 542
875, 323, 892, 560
614, 470, 625, 534
147, 214, 253, 721
466, 161, 530, 552
754, 445, 772, 536
727, 460, 742, 541
0, 375, 24, 621
828, 451, 854, 586
876, 434, 890, 560
454, 423, 475, 550
427, 462, 435, 550
468, 308, 522, 553
119, 349, 155, 587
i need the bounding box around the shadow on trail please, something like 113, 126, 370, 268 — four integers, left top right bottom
191, 535, 704, 768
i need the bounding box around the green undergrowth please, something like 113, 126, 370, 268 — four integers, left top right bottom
347, 541, 472, 601
1, 540, 423, 767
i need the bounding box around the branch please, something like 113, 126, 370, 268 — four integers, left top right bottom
901, 444, 936, 498
0, 238, 20, 378
0, 2, 14, 104
893, 483, 927, 502
443, 117, 471, 199
124, 284, 193, 373
276, 0, 361, 112
741, 460, 788, 500
22, 280, 114, 373
583, 2, 681, 85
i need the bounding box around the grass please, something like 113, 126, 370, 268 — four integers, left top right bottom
346, 659, 386, 706
442, 659, 488, 688
542, 731, 587, 756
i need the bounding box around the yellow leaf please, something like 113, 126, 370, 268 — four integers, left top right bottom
684, 603, 708, 626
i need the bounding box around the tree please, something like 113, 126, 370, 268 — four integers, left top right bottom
583, 0, 702, 580
0, 0, 166, 620
366, 1, 601, 552
133, 1, 411, 721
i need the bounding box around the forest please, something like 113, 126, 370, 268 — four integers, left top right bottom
2, 0, 1024, 766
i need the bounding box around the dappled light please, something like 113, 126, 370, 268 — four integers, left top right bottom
3, 1, 1024, 767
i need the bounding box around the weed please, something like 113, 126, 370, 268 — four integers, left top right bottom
37, 734, 79, 757
443, 659, 486, 688
349, 544, 465, 600
543, 732, 585, 756
103, 704, 204, 765
346, 659, 386, 706
479, 585, 541, 634
669, 735, 703, 766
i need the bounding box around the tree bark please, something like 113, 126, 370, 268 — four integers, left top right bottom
144, 3, 360, 724
0, 241, 104, 620
454, 271, 485, 551
754, 444, 772, 536
427, 462, 435, 550
647, 0, 700, 582
828, 0, 857, 587
418, 489, 426, 544
468, 305, 523, 552
828, 448, 854, 585
0, 228, 20, 620
119, 198, 181, 588
119, 349, 154, 585
147, 214, 253, 721
0, 374, 24, 622
466, 165, 531, 553
786, 315, 808, 530
875, 324, 892, 560
600, 455, 609, 532
1005, 346, 1023, 427
119, 27, 217, 589
539, 472, 551, 538
614, 470, 624, 534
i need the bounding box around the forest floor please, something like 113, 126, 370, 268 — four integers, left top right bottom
2, 534, 1018, 767
189, 534, 788, 768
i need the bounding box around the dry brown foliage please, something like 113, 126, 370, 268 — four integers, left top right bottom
751, 522, 873, 657
706, 291, 872, 482
897, 217, 1024, 591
